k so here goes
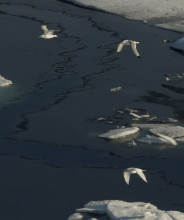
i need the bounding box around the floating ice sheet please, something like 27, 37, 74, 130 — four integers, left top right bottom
64, 0, 184, 21
74, 200, 184, 220
0, 75, 12, 87
98, 127, 139, 139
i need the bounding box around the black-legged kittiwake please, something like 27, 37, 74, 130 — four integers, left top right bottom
39, 25, 59, 39
123, 167, 147, 184
117, 40, 140, 58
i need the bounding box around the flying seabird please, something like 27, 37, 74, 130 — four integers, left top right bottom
123, 167, 147, 184
39, 25, 59, 39
117, 40, 140, 58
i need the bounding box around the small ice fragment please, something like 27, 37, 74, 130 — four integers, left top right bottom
130, 112, 141, 118
128, 140, 137, 146
125, 107, 139, 113
163, 39, 170, 43
0, 75, 12, 87
88, 219, 98, 220
143, 20, 148, 23
97, 117, 106, 121
166, 118, 178, 123
98, 127, 139, 139
68, 213, 83, 220
111, 87, 122, 92
153, 132, 177, 145
130, 112, 155, 121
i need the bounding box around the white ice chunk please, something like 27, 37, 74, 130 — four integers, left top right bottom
68, 213, 83, 220
138, 135, 169, 144
110, 87, 121, 92
0, 75, 12, 87
152, 132, 177, 146
150, 126, 184, 138
166, 118, 178, 123
98, 127, 139, 139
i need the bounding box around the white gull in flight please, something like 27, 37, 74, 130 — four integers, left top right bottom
117, 40, 140, 58
39, 25, 59, 39
123, 167, 147, 184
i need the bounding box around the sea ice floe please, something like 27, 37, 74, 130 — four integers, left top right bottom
0, 75, 12, 87
73, 200, 184, 220
64, 0, 184, 24
98, 127, 139, 139
110, 87, 122, 92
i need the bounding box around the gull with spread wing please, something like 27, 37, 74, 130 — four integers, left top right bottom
123, 167, 147, 185
39, 25, 59, 39
117, 40, 140, 58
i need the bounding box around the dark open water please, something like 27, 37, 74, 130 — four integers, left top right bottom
0, 0, 184, 219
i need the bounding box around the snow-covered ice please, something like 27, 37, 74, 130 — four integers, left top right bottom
0, 75, 12, 87
98, 127, 139, 139
73, 200, 184, 220
64, 0, 184, 32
